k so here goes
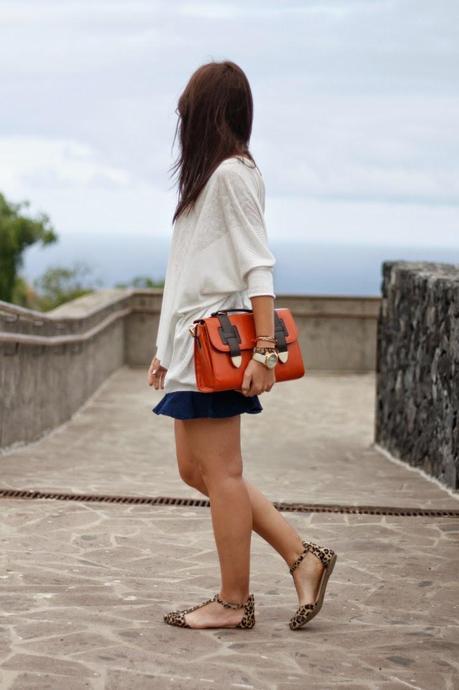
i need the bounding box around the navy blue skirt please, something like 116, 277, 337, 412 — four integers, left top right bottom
152, 390, 263, 419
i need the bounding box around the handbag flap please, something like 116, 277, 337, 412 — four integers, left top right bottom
203, 307, 299, 353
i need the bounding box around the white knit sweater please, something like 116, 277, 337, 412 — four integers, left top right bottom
155, 155, 276, 393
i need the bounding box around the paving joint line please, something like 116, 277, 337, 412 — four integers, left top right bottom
0, 489, 458, 517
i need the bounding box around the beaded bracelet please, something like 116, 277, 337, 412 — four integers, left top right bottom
255, 335, 276, 341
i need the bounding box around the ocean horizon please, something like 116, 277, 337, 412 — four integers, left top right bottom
22, 232, 459, 298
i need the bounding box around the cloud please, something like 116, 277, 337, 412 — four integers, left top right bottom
0, 0, 458, 244
176, 0, 391, 19
257, 94, 459, 206
0, 137, 132, 192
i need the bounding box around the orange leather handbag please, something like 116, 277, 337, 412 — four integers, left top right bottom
188, 307, 305, 393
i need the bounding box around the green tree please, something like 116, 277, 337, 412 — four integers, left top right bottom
115, 276, 165, 288
10, 274, 41, 310
32, 261, 101, 311
0, 192, 57, 303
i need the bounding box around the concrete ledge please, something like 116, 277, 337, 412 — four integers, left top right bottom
0, 290, 380, 449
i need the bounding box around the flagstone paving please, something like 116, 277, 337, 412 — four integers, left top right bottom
1, 366, 458, 690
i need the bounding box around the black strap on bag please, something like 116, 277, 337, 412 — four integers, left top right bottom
211, 308, 289, 363
215, 312, 242, 359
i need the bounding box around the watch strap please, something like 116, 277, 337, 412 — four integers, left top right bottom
252, 351, 267, 365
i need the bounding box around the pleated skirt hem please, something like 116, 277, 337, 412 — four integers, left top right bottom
152, 390, 263, 419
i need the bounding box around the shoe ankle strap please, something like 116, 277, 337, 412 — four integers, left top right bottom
289, 540, 334, 573
288, 540, 310, 575
214, 593, 247, 609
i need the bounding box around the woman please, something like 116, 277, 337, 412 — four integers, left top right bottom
147, 60, 337, 630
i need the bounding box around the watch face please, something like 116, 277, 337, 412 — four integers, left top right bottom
266, 353, 278, 368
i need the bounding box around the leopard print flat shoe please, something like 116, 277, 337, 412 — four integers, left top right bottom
288, 540, 337, 630
163, 592, 255, 629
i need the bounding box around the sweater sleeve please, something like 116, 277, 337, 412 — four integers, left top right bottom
154, 252, 174, 368
154, 300, 172, 368
216, 165, 276, 298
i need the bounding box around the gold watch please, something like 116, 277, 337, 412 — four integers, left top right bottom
252, 347, 279, 369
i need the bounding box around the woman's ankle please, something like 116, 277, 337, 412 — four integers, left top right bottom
285, 537, 307, 568
218, 590, 250, 606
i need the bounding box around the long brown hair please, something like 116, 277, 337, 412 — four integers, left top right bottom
169, 60, 256, 225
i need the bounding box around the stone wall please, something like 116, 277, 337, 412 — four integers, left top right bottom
0, 290, 140, 449
375, 261, 459, 490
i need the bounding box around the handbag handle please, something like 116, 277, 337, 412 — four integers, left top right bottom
210, 308, 252, 316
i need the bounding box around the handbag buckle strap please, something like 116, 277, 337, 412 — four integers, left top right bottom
216, 313, 242, 367
274, 312, 289, 362
215, 310, 290, 367
192, 310, 290, 366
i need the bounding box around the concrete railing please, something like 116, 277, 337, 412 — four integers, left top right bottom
0, 289, 380, 449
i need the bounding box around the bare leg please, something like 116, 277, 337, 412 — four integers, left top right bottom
177, 415, 252, 628
175, 419, 325, 608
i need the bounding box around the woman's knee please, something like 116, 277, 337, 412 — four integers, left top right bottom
174, 420, 205, 489
198, 454, 243, 486
175, 443, 203, 487
177, 459, 202, 488
177, 416, 243, 487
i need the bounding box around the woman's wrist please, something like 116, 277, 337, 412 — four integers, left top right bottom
255, 339, 276, 349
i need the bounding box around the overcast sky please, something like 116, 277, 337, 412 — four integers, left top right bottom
0, 0, 458, 247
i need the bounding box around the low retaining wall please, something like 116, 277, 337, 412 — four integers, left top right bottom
375, 261, 459, 490
0, 289, 380, 449
0, 290, 136, 449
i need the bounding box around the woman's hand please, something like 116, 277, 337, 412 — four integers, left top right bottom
147, 356, 167, 390
240, 359, 276, 397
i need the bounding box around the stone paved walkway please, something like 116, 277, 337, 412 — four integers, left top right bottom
1, 366, 458, 690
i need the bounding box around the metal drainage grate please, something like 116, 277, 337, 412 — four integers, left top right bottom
0, 488, 458, 517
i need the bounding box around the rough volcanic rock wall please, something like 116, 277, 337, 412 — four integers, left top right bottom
375, 261, 459, 490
